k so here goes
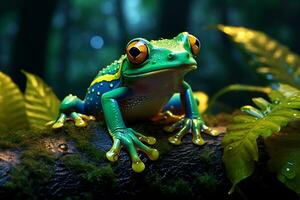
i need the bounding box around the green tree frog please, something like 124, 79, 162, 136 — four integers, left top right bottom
48, 32, 220, 172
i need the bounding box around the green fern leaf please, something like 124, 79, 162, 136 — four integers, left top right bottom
265, 131, 300, 195
222, 84, 300, 193
23, 71, 61, 129
0, 71, 29, 132
217, 25, 300, 88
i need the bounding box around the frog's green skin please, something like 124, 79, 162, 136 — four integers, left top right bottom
50, 32, 220, 172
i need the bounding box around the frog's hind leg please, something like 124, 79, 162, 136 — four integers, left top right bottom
151, 93, 184, 124
46, 94, 95, 129
152, 92, 206, 124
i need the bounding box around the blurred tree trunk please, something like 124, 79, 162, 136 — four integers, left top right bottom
0, 0, 18, 17
218, 0, 236, 81
158, 0, 191, 38
10, 0, 58, 91
115, 0, 128, 53
217, 0, 251, 84
57, 0, 71, 97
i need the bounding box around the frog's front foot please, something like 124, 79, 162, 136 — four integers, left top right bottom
106, 128, 159, 173
46, 112, 95, 129
164, 117, 221, 145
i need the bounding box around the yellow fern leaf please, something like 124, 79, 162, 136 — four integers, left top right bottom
218, 25, 300, 87
193, 91, 208, 113
0, 71, 28, 132
23, 71, 61, 129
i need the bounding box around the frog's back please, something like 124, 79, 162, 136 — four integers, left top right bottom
84, 56, 125, 115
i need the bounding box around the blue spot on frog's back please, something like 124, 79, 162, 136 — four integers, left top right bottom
84, 79, 121, 114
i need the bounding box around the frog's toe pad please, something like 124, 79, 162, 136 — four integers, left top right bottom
88, 116, 96, 121
52, 121, 64, 129
45, 120, 55, 127
132, 160, 145, 173
192, 137, 206, 146
106, 150, 119, 162
163, 126, 174, 133
146, 137, 157, 145
148, 149, 159, 161
202, 126, 222, 136
209, 129, 221, 136
74, 118, 87, 127
207, 129, 221, 136
79, 114, 96, 121
168, 136, 182, 145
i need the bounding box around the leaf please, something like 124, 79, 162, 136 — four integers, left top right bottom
193, 91, 209, 113
207, 84, 271, 112
222, 84, 300, 193
23, 71, 61, 129
265, 130, 300, 195
217, 25, 300, 88
0, 71, 28, 132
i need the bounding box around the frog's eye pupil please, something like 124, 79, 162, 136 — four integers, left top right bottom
129, 47, 141, 57
126, 40, 149, 65
195, 39, 200, 48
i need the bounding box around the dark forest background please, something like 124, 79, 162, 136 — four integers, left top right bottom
1, 0, 300, 109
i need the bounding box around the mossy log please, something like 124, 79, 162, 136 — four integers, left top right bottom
0, 114, 298, 199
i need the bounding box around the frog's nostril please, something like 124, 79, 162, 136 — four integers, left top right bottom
168, 53, 175, 60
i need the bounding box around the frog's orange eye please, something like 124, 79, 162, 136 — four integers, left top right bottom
188, 34, 201, 56
126, 40, 148, 65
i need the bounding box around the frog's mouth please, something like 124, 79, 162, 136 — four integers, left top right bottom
124, 64, 197, 78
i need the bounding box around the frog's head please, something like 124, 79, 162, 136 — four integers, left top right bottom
122, 32, 200, 78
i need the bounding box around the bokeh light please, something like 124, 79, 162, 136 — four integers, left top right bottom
90, 35, 104, 49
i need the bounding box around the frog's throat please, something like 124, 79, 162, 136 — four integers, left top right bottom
123, 64, 197, 78
89, 61, 123, 88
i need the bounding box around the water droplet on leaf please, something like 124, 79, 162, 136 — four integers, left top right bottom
281, 162, 296, 179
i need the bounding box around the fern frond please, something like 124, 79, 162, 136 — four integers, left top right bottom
23, 71, 61, 129
206, 84, 271, 112
0, 71, 29, 133
217, 25, 300, 88
222, 84, 300, 193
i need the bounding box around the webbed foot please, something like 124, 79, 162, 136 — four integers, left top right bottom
164, 117, 221, 145
46, 112, 95, 129
106, 128, 159, 173
151, 111, 184, 124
